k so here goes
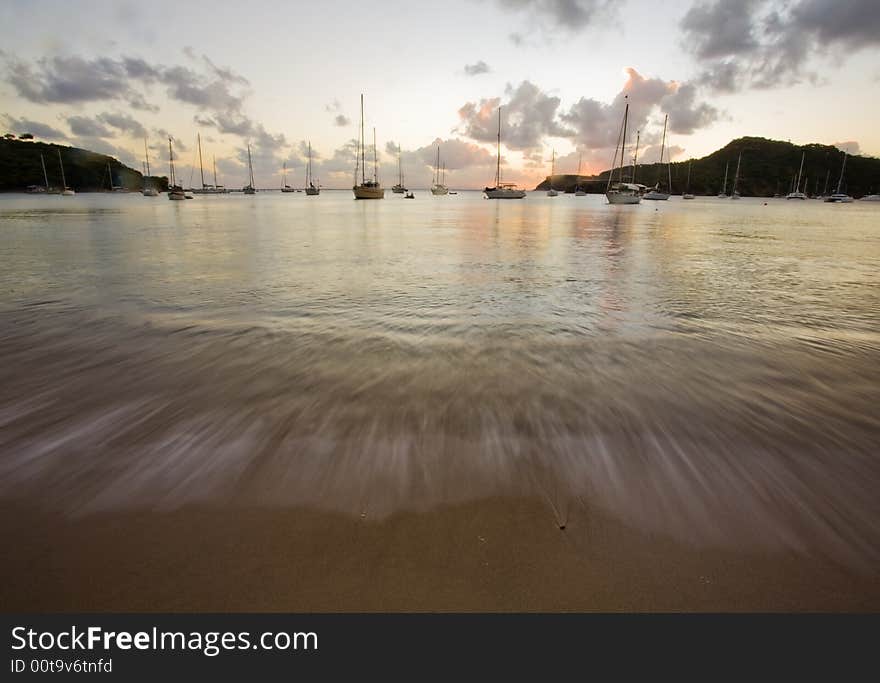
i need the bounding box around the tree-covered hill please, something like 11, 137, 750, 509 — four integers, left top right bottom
535, 137, 880, 197
0, 138, 167, 192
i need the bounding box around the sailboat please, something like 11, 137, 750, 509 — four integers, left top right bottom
786, 151, 807, 199
142, 139, 158, 196
484, 106, 525, 199
730, 151, 742, 199
547, 149, 558, 196
304, 142, 320, 195
605, 96, 641, 204
825, 150, 853, 202
352, 94, 384, 199
682, 160, 694, 199
107, 162, 126, 192
717, 161, 729, 198
281, 162, 296, 192
57, 149, 75, 196
644, 114, 672, 200
431, 144, 449, 195
211, 156, 228, 193
190, 133, 225, 194
243, 143, 256, 194
167, 137, 186, 200
392, 144, 407, 193
40, 153, 55, 194
574, 153, 586, 196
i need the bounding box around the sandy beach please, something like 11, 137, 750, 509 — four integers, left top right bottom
2, 496, 877, 612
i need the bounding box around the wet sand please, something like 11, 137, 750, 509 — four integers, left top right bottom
2, 497, 877, 612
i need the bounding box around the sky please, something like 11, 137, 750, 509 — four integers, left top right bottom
1, 0, 878, 189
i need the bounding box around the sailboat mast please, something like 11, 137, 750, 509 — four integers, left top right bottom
823, 168, 830, 196
398, 144, 402, 185
550, 149, 555, 189
495, 106, 501, 187
360, 94, 366, 185
144, 138, 151, 176
633, 129, 640, 184
607, 103, 626, 193
658, 114, 667, 186
168, 137, 175, 187
620, 101, 629, 185
213, 156, 218, 187
733, 152, 742, 195
197, 133, 205, 188
435, 145, 440, 185
722, 162, 728, 195
686, 160, 691, 192
836, 150, 847, 194
796, 152, 805, 193
372, 127, 378, 183
41, 154, 49, 190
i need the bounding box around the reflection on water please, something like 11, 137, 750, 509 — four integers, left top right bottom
1, 192, 879, 568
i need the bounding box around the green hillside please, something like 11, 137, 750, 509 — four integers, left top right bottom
0, 138, 168, 192
535, 137, 880, 197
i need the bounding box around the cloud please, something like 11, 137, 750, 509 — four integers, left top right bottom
457, 80, 572, 151
682, 0, 880, 91
67, 115, 113, 138
1, 114, 67, 140
3, 52, 252, 132
4, 55, 157, 110
459, 70, 717, 157
464, 60, 491, 76
833, 140, 860, 155
334, 114, 350, 126
97, 111, 147, 138
496, 0, 620, 33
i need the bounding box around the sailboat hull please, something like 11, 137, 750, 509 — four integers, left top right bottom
643, 191, 670, 200
606, 191, 640, 205
305, 187, 320, 196
391, 185, 406, 194
484, 188, 525, 199
786, 192, 807, 200
60, 190, 75, 196
353, 186, 384, 199
546, 189, 558, 197
431, 185, 449, 195
142, 188, 159, 197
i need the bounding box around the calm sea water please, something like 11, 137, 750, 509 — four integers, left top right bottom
1, 191, 879, 566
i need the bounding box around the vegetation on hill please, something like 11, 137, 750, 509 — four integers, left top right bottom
0, 138, 167, 192
535, 137, 880, 197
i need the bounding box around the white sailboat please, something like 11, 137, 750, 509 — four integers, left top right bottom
717, 161, 729, 198
191, 134, 226, 194
786, 151, 807, 199
142, 139, 158, 196
305, 141, 320, 195
281, 162, 296, 192
825, 150, 853, 202
730, 151, 742, 199
40, 153, 55, 194
644, 114, 671, 200
484, 106, 525, 199
546, 149, 558, 196
605, 96, 641, 205
58, 149, 75, 196
243, 143, 256, 194
682, 160, 694, 199
352, 95, 384, 199
574, 153, 586, 196
350, 101, 382, 199
167, 137, 186, 200
392, 144, 407, 193
431, 144, 449, 195
860, 194, 880, 201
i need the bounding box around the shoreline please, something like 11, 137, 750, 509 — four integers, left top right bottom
2, 496, 877, 612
